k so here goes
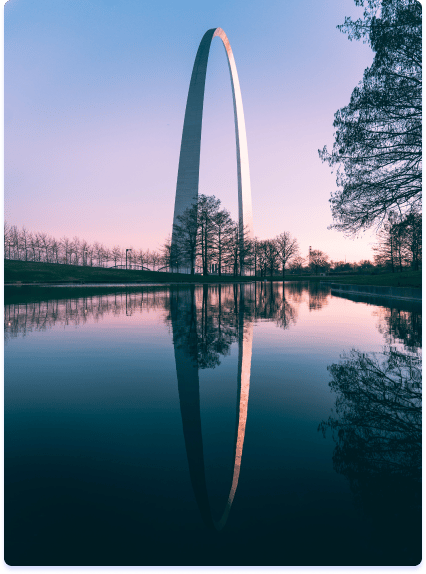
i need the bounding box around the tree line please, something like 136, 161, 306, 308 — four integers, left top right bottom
5, 199, 421, 276
3, 222, 165, 271
4, 189, 422, 279
167, 194, 301, 277
163, 192, 421, 276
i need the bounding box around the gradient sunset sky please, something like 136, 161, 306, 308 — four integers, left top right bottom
5, 0, 378, 262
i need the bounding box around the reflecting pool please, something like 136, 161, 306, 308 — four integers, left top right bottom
4, 282, 421, 566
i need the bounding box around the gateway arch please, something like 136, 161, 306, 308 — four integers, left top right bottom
172, 28, 254, 268
170, 284, 254, 530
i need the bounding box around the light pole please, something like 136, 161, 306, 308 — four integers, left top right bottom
126, 248, 132, 270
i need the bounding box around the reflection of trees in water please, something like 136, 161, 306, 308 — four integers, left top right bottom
307, 283, 329, 311
9, 283, 422, 364
284, 281, 305, 303
4, 289, 171, 342
165, 282, 301, 369
284, 280, 330, 312
4, 282, 331, 357
374, 306, 422, 351
4, 283, 327, 351
319, 347, 421, 560
170, 283, 254, 531
255, 282, 298, 329
166, 284, 258, 367
4, 282, 303, 364
166, 285, 241, 369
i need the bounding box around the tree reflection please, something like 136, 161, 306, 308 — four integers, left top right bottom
284, 281, 305, 303
308, 283, 329, 311
5, 282, 310, 349
165, 285, 241, 369
331, 291, 422, 352
169, 283, 254, 530
374, 307, 422, 351
254, 282, 298, 329
319, 347, 421, 557
4, 287, 171, 342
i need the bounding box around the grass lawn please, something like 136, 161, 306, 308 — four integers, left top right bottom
4, 260, 422, 288
4, 260, 257, 284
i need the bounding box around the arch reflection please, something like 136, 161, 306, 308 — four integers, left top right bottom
170, 284, 253, 530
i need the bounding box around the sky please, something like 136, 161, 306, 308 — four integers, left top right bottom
4, 0, 378, 263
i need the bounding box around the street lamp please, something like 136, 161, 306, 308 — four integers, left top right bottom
126, 248, 132, 270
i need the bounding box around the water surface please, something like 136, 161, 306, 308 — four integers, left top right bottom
4, 282, 421, 566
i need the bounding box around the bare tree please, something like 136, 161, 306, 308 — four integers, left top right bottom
111, 246, 121, 267
239, 224, 254, 276
93, 242, 107, 267
172, 203, 198, 274
260, 239, 279, 277
87, 245, 94, 267
145, 249, 152, 268
255, 240, 267, 277
289, 255, 305, 274
139, 248, 150, 270
373, 214, 400, 272
38, 232, 51, 263
150, 250, 161, 271
309, 250, 330, 274
196, 195, 221, 275
275, 232, 300, 280
9, 226, 20, 260
71, 237, 81, 265
61, 237, 72, 265
160, 238, 175, 272
80, 239, 90, 266
51, 237, 60, 264
226, 224, 240, 277
252, 238, 259, 277
31, 233, 41, 262
393, 210, 422, 271
20, 227, 31, 261
103, 246, 112, 268
211, 208, 234, 276
4, 222, 11, 259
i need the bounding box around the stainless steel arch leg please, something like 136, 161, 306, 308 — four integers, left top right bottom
172, 28, 254, 271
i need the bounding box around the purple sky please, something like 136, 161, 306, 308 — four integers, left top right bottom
5, 0, 378, 263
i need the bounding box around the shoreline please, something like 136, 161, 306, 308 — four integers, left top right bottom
4, 261, 422, 289
327, 282, 422, 302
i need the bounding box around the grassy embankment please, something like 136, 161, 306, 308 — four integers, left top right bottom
4, 260, 259, 284
320, 270, 422, 289
4, 260, 422, 288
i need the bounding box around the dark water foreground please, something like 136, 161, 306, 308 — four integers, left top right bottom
4, 282, 421, 566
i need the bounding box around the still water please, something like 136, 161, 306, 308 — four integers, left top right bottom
4, 282, 421, 566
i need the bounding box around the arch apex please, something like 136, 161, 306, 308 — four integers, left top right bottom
172, 28, 254, 272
